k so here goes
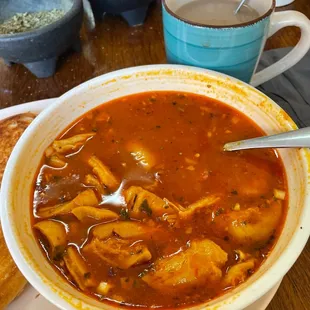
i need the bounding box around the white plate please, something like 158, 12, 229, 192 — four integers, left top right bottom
1, 99, 282, 310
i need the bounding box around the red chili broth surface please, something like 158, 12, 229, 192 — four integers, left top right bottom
32, 91, 287, 309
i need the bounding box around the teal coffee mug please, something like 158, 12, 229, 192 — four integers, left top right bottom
162, 0, 310, 86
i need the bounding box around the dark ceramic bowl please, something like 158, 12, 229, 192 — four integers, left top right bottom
89, 0, 154, 26
0, 0, 83, 78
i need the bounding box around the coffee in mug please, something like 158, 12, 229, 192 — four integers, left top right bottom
175, 0, 260, 26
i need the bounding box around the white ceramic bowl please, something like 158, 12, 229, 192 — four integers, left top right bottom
2, 65, 310, 310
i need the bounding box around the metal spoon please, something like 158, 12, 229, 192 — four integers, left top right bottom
234, 0, 247, 15
224, 127, 310, 151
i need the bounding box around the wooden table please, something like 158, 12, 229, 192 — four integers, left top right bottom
0, 0, 309, 309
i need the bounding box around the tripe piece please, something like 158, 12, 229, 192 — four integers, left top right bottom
88, 155, 119, 190
142, 239, 227, 292
72, 206, 119, 222
52, 133, 95, 154
37, 189, 98, 218
84, 174, 106, 195
125, 186, 175, 219
92, 221, 156, 240
63, 246, 97, 290
83, 238, 151, 269
34, 220, 67, 259
227, 200, 282, 245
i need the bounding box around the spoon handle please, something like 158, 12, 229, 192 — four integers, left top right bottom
234, 0, 247, 15
224, 127, 310, 151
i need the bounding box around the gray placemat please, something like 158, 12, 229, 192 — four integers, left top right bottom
258, 47, 310, 128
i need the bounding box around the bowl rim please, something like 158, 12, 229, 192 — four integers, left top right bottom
1, 64, 310, 310
0, 0, 82, 40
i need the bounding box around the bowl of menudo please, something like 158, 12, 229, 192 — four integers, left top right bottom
2, 65, 310, 310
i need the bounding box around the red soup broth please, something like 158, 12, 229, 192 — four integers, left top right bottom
31, 91, 287, 309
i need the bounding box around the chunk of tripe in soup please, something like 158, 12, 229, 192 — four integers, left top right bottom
83, 238, 152, 270
125, 186, 176, 219
92, 221, 157, 240
36, 189, 98, 218
142, 239, 227, 292
214, 200, 283, 246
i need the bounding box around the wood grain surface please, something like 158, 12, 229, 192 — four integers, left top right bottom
0, 0, 309, 309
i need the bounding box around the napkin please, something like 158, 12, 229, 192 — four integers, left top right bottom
258, 47, 310, 128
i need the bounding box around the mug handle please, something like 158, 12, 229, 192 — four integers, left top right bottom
251, 11, 310, 87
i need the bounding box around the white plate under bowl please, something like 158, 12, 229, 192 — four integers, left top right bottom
0, 98, 282, 310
